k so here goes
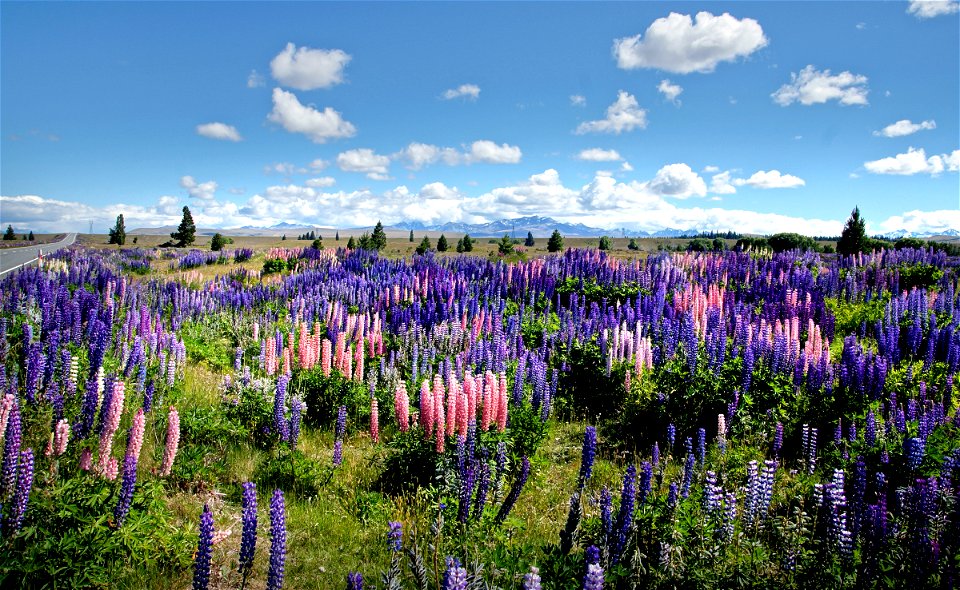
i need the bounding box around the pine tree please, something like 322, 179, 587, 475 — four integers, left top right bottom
627, 238, 639, 251
409, 229, 415, 242
3, 225, 14, 241
436, 234, 449, 252
281, 234, 286, 241
347, 236, 356, 249
462, 233, 473, 252
456, 238, 465, 253
547, 229, 564, 253
497, 234, 514, 256
336, 231, 340, 241
372, 221, 387, 251
524, 231, 535, 247
109, 214, 126, 245
837, 206, 866, 255
598, 236, 611, 251
170, 206, 196, 247
211, 233, 226, 251
415, 235, 431, 255
28, 231, 35, 241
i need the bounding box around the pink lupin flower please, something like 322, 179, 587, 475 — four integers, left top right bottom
496, 384, 508, 433
370, 398, 380, 443
0, 393, 14, 443
354, 340, 364, 382
434, 386, 445, 445
97, 382, 126, 474
480, 382, 492, 432
321, 338, 332, 376
420, 380, 433, 436
80, 448, 93, 471
253, 321, 260, 342
128, 408, 146, 462
53, 419, 70, 456
394, 384, 409, 432
160, 406, 180, 476
104, 457, 119, 481
446, 385, 458, 437
457, 389, 468, 438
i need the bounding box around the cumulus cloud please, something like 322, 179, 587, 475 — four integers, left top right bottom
196, 122, 242, 142
0, 194, 186, 233
873, 119, 936, 138
396, 143, 463, 169
772, 65, 869, 106
733, 170, 806, 189
267, 88, 356, 143
305, 177, 336, 188
577, 148, 622, 162
264, 162, 305, 176
709, 171, 737, 194
575, 91, 647, 135
441, 84, 481, 100
570, 95, 587, 107
467, 140, 522, 164
336, 148, 392, 180
270, 43, 351, 90
614, 11, 767, 74
657, 79, 683, 105
180, 176, 218, 200
647, 163, 707, 198
875, 209, 960, 235
247, 70, 265, 88
907, 0, 959, 18
864, 147, 959, 175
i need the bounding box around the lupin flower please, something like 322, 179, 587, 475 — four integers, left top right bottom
288, 398, 304, 450
160, 406, 180, 476
522, 566, 542, 590
578, 426, 597, 488
905, 437, 924, 471
442, 557, 468, 590
495, 456, 530, 524
611, 464, 637, 564
239, 482, 258, 578
193, 504, 214, 590
333, 405, 347, 467
79, 448, 93, 471
666, 423, 676, 450
583, 562, 604, 590
387, 520, 402, 552
127, 408, 146, 462
274, 375, 289, 442
114, 453, 138, 525
96, 381, 125, 475
8, 448, 34, 533
370, 398, 379, 443
346, 572, 363, 590
2, 402, 22, 496
267, 489, 287, 590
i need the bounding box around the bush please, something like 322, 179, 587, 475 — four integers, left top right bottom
263, 257, 286, 274
256, 449, 331, 499
296, 368, 368, 426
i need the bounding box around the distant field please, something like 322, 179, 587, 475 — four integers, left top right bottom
0, 233, 66, 249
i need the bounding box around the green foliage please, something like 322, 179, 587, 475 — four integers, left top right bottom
497, 234, 514, 255
28, 230, 35, 241
436, 234, 449, 252
555, 276, 645, 305
311, 238, 323, 250
222, 377, 274, 446
837, 206, 866, 255
262, 257, 286, 274
555, 341, 627, 421
416, 235, 432, 255
256, 449, 331, 499
736, 236, 770, 252
628, 238, 639, 251
0, 477, 192, 588
296, 367, 368, 426
3, 225, 14, 240
687, 238, 712, 252
170, 206, 196, 247
524, 232, 535, 247
108, 214, 126, 245
598, 236, 611, 251
408, 229, 414, 242
825, 295, 889, 338
768, 232, 818, 253
210, 232, 226, 251
347, 236, 357, 249
547, 229, 564, 253
897, 262, 944, 291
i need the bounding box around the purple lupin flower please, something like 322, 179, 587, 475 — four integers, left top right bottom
346, 572, 363, 590
599, 486, 613, 547
905, 437, 925, 471
288, 398, 304, 450
8, 448, 34, 533
522, 566, 542, 590
638, 461, 653, 504
667, 482, 678, 508
193, 504, 214, 590
583, 562, 604, 590
494, 456, 530, 524
239, 482, 258, 578
333, 405, 347, 467
387, 520, 402, 552
696, 428, 706, 465
113, 453, 138, 525
611, 464, 637, 564
2, 401, 22, 497
274, 375, 289, 442
773, 422, 783, 458
666, 423, 676, 450
442, 557, 468, 590
579, 426, 597, 488
267, 489, 287, 590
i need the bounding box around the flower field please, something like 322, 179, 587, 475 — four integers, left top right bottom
0, 244, 958, 589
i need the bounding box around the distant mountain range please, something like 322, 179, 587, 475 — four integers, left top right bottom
129, 217, 959, 240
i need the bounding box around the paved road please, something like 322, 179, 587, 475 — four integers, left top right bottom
0, 233, 77, 277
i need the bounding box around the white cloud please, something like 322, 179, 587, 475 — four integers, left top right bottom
309, 159, 329, 170
336, 149, 391, 179
305, 177, 336, 188
875, 209, 960, 235
907, 0, 959, 18
772, 65, 869, 106
873, 119, 937, 138
180, 176, 218, 200
709, 171, 737, 194
247, 70, 265, 88
267, 88, 356, 143
863, 147, 959, 175
0, 194, 186, 233
396, 143, 463, 169
577, 148, 622, 162
856, 22, 867, 30
702, 165, 720, 173
196, 122, 242, 142
270, 43, 351, 90
467, 140, 522, 164
575, 91, 647, 135
441, 84, 481, 100
733, 170, 806, 189
657, 79, 683, 104
614, 11, 767, 74
264, 162, 304, 176
620, 161, 634, 172
647, 163, 707, 199
570, 95, 587, 107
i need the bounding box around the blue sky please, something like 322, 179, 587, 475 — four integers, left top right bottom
1, 1, 958, 235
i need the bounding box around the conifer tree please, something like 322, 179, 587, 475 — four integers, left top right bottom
170, 206, 196, 247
